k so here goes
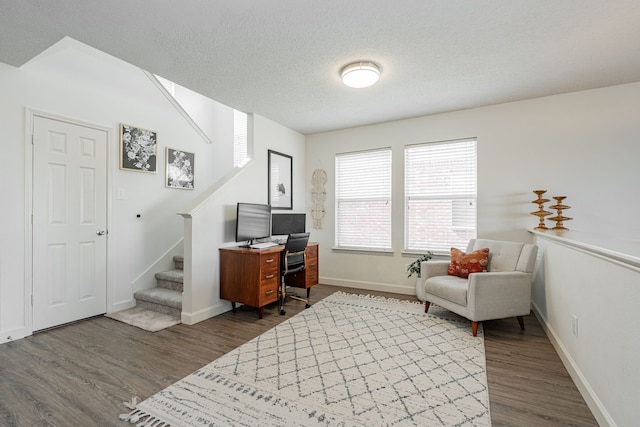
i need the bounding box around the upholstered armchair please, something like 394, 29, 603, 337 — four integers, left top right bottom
417, 239, 538, 337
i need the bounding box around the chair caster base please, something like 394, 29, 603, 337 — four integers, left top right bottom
280, 309, 286, 315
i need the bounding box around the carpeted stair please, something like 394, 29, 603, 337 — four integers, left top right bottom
134, 255, 183, 319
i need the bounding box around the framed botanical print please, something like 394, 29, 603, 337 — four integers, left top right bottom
166, 148, 195, 189
119, 124, 157, 173
268, 150, 292, 209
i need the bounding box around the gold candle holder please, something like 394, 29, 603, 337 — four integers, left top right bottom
531, 190, 552, 230
548, 196, 572, 231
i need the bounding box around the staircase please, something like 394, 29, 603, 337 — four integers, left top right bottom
134, 255, 183, 320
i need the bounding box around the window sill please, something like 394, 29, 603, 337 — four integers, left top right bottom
332, 247, 394, 256
401, 250, 449, 258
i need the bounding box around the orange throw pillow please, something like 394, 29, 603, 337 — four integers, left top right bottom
448, 247, 490, 278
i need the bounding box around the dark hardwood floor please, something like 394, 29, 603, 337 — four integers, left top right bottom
0, 285, 597, 426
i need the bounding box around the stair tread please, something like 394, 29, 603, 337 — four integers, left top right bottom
134, 287, 182, 309
155, 269, 184, 282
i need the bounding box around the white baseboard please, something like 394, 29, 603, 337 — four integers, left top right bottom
531, 302, 615, 427
1, 326, 29, 344
320, 277, 415, 296
110, 299, 136, 313
181, 301, 231, 325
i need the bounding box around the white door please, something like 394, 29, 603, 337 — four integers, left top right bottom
32, 116, 108, 331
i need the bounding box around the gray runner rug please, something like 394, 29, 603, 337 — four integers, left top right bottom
121, 292, 490, 426
106, 307, 180, 332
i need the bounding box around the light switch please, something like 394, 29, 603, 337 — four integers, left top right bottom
116, 188, 126, 200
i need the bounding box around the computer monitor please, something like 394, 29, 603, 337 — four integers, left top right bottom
271, 213, 306, 236
235, 203, 271, 244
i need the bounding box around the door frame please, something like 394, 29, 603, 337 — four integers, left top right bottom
24, 108, 113, 336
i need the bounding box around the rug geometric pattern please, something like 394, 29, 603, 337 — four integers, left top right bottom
122, 292, 490, 426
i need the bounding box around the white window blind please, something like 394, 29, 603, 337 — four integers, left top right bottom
335, 149, 392, 249
405, 138, 477, 253
233, 110, 248, 167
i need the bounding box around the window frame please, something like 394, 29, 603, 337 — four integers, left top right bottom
404, 138, 478, 254
334, 148, 393, 251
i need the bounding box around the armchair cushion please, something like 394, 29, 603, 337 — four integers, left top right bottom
425, 275, 469, 306
448, 247, 489, 278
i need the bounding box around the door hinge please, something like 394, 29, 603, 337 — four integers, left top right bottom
31, 294, 33, 306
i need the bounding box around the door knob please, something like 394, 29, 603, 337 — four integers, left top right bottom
96, 230, 106, 236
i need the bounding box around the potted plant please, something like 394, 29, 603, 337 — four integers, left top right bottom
406, 252, 434, 278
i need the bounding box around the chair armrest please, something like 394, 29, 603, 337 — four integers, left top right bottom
421, 260, 449, 279
416, 260, 450, 301
466, 271, 533, 321
416, 260, 449, 302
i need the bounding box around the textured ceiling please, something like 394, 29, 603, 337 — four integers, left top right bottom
1, 1, 640, 135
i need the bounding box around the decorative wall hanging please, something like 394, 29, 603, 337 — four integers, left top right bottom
119, 124, 157, 173
268, 150, 292, 209
166, 148, 195, 189
549, 196, 572, 231
530, 190, 552, 230
311, 168, 327, 229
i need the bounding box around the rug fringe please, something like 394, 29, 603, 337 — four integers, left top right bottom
120, 397, 170, 426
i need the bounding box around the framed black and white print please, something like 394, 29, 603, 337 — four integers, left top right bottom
268, 150, 292, 209
166, 147, 195, 190
119, 124, 157, 173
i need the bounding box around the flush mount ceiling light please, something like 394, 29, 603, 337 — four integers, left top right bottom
341, 61, 380, 88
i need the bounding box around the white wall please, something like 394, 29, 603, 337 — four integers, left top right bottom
0, 38, 235, 342
305, 82, 640, 295
182, 115, 306, 323
532, 232, 640, 427
0, 37, 307, 341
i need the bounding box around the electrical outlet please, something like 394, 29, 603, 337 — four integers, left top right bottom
572, 315, 579, 337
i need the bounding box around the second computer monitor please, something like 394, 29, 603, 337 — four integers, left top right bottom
271, 213, 306, 236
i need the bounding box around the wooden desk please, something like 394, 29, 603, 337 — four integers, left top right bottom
219, 242, 319, 318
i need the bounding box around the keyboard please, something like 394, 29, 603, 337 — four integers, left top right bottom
249, 241, 278, 249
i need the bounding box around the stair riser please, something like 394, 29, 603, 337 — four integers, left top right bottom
156, 279, 183, 292
173, 255, 184, 271
136, 300, 181, 318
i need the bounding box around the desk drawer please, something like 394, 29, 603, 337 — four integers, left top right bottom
286, 268, 318, 288
305, 246, 317, 258
260, 254, 278, 267
259, 282, 279, 305
260, 272, 279, 287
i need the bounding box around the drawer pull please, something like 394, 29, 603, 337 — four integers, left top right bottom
265, 274, 274, 279
309, 263, 317, 268
265, 258, 274, 263
265, 289, 274, 295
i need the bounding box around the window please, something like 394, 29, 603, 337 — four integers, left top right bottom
233, 110, 248, 167
405, 138, 477, 253
335, 149, 392, 250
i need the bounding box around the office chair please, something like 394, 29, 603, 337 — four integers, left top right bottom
279, 232, 310, 315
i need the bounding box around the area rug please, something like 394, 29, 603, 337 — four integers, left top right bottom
106, 307, 181, 332
121, 292, 490, 426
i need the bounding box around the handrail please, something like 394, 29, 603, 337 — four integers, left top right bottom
143, 70, 214, 144
531, 229, 640, 273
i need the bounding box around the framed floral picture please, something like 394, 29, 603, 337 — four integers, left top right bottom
268, 149, 292, 209
119, 124, 157, 173
166, 147, 195, 189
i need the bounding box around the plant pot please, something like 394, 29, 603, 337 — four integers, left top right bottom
415, 275, 426, 301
